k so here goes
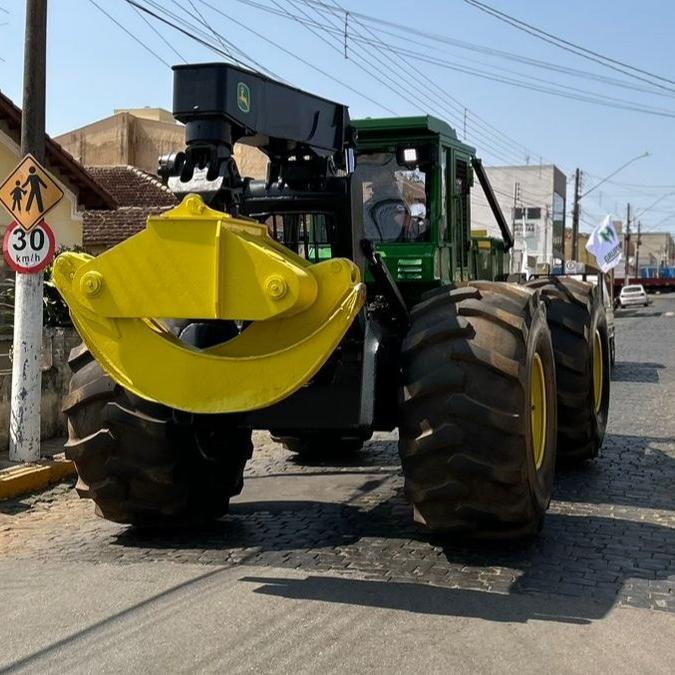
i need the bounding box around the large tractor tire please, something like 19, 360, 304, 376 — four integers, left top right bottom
399, 282, 557, 538
63, 345, 252, 526
526, 276, 610, 463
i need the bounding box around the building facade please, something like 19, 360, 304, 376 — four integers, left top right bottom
635, 232, 675, 272
55, 108, 269, 179
471, 164, 567, 273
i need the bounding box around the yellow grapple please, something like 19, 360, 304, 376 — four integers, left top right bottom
53, 195, 365, 413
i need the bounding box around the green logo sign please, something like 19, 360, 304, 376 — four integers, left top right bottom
598, 225, 616, 243
237, 82, 250, 113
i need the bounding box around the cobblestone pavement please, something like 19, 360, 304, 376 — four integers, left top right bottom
1, 297, 674, 622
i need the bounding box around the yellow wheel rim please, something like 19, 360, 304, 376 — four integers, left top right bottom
530, 352, 547, 470
593, 330, 604, 414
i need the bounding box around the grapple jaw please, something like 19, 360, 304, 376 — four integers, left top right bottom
53, 195, 365, 413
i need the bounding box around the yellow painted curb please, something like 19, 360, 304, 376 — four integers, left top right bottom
0, 455, 75, 501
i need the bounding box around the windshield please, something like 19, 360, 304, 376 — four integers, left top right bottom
622, 286, 643, 294
354, 152, 430, 243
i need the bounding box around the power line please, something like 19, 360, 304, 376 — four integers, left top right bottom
186, 0, 236, 61
235, 1, 675, 120
195, 0, 398, 113
293, 0, 675, 99
125, 0, 253, 67
325, 0, 532, 164
88, 0, 171, 67
162, 0, 284, 77
254, 0, 531, 164
130, 2, 187, 63
464, 0, 675, 94
292, 1, 675, 101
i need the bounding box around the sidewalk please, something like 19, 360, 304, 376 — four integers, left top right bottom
0, 437, 75, 501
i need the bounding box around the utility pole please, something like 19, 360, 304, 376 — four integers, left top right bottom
9, 0, 47, 462
511, 181, 520, 273
634, 219, 642, 274
571, 168, 581, 261
623, 203, 631, 282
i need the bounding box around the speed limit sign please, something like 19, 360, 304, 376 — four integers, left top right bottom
2, 220, 56, 274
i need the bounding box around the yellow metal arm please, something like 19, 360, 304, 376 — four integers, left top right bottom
53, 195, 365, 413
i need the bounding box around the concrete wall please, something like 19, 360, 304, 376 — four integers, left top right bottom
55, 113, 188, 175
0, 327, 80, 451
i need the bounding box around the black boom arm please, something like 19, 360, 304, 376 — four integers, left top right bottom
159, 63, 353, 212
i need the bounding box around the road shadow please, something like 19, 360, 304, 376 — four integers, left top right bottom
239, 574, 603, 624
112, 492, 675, 621
284, 438, 400, 470
611, 361, 665, 383
615, 309, 662, 318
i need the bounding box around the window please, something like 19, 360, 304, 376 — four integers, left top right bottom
354, 151, 430, 243
455, 158, 470, 267
260, 212, 333, 262
514, 207, 542, 220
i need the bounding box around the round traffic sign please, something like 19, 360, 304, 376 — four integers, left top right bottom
2, 220, 56, 274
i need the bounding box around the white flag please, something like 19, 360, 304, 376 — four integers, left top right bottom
586, 215, 623, 273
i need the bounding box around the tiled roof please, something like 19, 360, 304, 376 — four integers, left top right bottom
83, 205, 174, 248
0, 90, 116, 210
86, 166, 177, 207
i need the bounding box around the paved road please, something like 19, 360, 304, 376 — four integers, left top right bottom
1, 296, 674, 673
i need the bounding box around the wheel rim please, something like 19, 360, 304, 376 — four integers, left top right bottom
530, 352, 547, 470
593, 330, 604, 413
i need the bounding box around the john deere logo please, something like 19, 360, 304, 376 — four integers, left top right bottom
598, 225, 616, 243
237, 82, 250, 113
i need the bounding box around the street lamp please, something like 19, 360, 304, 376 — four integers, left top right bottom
570, 151, 650, 260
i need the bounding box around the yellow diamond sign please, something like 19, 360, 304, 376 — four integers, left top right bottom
0, 154, 64, 231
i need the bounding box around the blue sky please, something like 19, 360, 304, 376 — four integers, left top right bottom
1, 0, 674, 234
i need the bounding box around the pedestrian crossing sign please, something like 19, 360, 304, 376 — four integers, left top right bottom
0, 154, 64, 231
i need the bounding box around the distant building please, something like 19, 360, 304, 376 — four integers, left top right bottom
471, 164, 567, 273
55, 108, 268, 178
634, 232, 675, 273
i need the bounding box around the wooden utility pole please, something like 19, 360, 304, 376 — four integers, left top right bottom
571, 168, 581, 260
634, 219, 642, 274
510, 181, 520, 273
9, 0, 47, 462
623, 203, 631, 282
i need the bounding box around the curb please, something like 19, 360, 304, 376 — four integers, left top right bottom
0, 454, 75, 501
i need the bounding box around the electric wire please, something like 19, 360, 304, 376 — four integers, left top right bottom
271, 0, 529, 165
89, 0, 171, 67
130, 2, 187, 63
464, 0, 675, 93
325, 0, 534, 164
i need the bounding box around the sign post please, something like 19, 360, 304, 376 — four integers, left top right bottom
5, 0, 48, 462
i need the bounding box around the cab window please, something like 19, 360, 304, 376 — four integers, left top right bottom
354, 151, 430, 243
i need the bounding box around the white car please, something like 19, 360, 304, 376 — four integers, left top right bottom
618, 284, 649, 308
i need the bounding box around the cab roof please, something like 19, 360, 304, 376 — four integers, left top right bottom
352, 115, 475, 155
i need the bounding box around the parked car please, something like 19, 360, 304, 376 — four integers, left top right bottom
618, 284, 649, 308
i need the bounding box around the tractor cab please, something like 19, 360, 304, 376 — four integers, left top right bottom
353, 116, 508, 291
